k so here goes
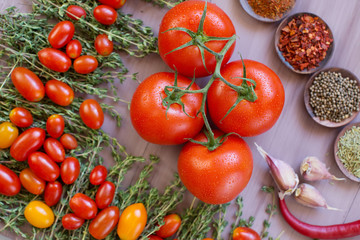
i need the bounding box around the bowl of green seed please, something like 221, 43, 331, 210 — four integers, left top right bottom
304, 67, 360, 128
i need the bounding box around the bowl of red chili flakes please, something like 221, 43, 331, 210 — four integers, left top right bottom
275, 12, 334, 74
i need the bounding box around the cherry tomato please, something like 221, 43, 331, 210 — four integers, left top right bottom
61, 157, 80, 185
98, 0, 126, 9
0, 164, 21, 196
89, 206, 120, 239
24, 201, 54, 228
62, 213, 85, 230
73, 55, 98, 74
208, 60, 285, 137
48, 21, 75, 49
66, 39, 82, 59
203, 238, 214, 240
19, 168, 46, 195
44, 181, 63, 207
79, 99, 104, 129
60, 133, 78, 150
66, 5, 87, 20
38, 48, 71, 73
46, 114, 65, 138
69, 193, 98, 219
44, 138, 65, 162
11, 67, 45, 102
28, 152, 60, 182
9, 107, 33, 128
158, 1, 235, 78
232, 227, 261, 240
148, 235, 163, 240
130, 72, 204, 145
0, 122, 19, 149
89, 165, 108, 185
156, 213, 181, 238
178, 130, 253, 204
94, 34, 113, 56
45, 80, 74, 106
10, 127, 46, 161
93, 5, 117, 25
117, 203, 147, 240
96, 181, 115, 209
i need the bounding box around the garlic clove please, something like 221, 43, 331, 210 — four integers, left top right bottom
300, 156, 345, 181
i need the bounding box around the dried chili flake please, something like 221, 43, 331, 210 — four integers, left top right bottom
248, 0, 295, 20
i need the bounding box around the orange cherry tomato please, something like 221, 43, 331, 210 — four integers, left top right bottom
46, 114, 65, 138
24, 201, 54, 228
232, 227, 261, 240
156, 213, 181, 238
66, 5, 87, 20
89, 206, 120, 239
79, 99, 104, 129
11, 67, 45, 102
20, 168, 46, 195
99, 0, 126, 9
60, 133, 78, 150
0, 122, 19, 149
61, 157, 80, 185
44, 138, 65, 162
0, 164, 21, 196
69, 193, 98, 220
62, 213, 85, 230
117, 203, 147, 240
38, 48, 71, 73
9, 107, 33, 128
93, 5, 117, 25
95, 181, 115, 209
203, 238, 214, 240
28, 152, 60, 182
95, 34, 113, 56
89, 165, 107, 185
48, 21, 75, 49
45, 80, 74, 106
73, 55, 98, 74
44, 181, 63, 207
66, 39, 82, 59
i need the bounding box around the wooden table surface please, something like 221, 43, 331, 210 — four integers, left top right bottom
1, 0, 360, 239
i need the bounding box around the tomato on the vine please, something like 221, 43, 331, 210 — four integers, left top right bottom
44, 181, 63, 207
11, 67, 45, 102
95, 34, 113, 56
62, 213, 85, 230
60, 133, 78, 150
156, 213, 181, 238
46, 114, 65, 139
20, 168, 46, 195
95, 181, 115, 209
117, 203, 147, 240
28, 152, 60, 182
66, 5, 87, 20
9, 107, 33, 128
89, 206, 120, 239
70, 193, 98, 220
44, 138, 65, 162
93, 5, 117, 25
48, 21, 75, 49
232, 227, 261, 240
61, 157, 80, 185
0, 164, 21, 196
73, 55, 98, 74
38, 48, 71, 73
89, 165, 108, 185
99, 0, 126, 9
25, 201, 54, 228
45, 80, 74, 106
79, 99, 104, 129
0, 122, 18, 149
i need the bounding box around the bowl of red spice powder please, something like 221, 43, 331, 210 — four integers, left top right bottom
275, 12, 334, 74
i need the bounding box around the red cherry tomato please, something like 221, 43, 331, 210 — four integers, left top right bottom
20, 168, 46, 195
96, 181, 115, 209
89, 165, 108, 185
0, 164, 21, 196
94, 34, 113, 56
79, 99, 104, 129
60, 133, 78, 150
0, 122, 18, 149
11, 67, 45, 102
89, 206, 120, 239
232, 227, 261, 240
28, 152, 60, 182
73, 55, 98, 74
46, 114, 65, 138
44, 181, 63, 207
66, 5, 87, 20
93, 5, 117, 25
156, 213, 181, 238
61, 157, 80, 185
38, 48, 71, 73
9, 107, 33, 128
66, 39, 82, 59
48, 21, 75, 49
44, 138, 65, 162
148, 235, 163, 240
10, 127, 46, 161
45, 80, 74, 106
98, 0, 126, 9
62, 213, 85, 230
69, 193, 98, 219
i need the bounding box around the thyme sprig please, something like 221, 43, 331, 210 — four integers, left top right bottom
229, 196, 255, 238
261, 186, 281, 240
141, 0, 186, 9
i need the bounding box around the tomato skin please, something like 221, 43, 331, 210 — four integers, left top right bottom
208, 60, 285, 137
44, 181, 63, 207
0, 122, 19, 149
61, 157, 80, 185
98, 0, 126, 9
117, 203, 147, 240
95, 34, 113, 56
156, 213, 181, 238
89, 206, 120, 239
79, 99, 104, 129
66, 5, 87, 20
28, 152, 60, 182
66, 39, 82, 59
44, 138, 65, 162
69, 193, 98, 220
10, 127, 46, 161
73, 55, 98, 74
9, 107, 33, 128
60, 133, 78, 150
96, 181, 115, 209
130, 72, 204, 145
89, 165, 108, 185
38, 48, 71, 73
20, 168, 46, 195
178, 130, 253, 204
93, 5, 117, 25
45, 80, 74, 106
11, 67, 45, 102
148, 236, 163, 240
0, 164, 21, 196
233, 227, 261, 240
46, 114, 65, 139
48, 21, 75, 49
62, 213, 85, 230
25, 201, 54, 228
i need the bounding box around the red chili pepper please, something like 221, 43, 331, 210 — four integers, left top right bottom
279, 198, 360, 239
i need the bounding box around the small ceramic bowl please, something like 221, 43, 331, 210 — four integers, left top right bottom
275, 12, 334, 74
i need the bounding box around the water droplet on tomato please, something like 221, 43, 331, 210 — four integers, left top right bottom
189, 19, 195, 25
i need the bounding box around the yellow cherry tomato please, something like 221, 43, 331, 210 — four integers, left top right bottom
117, 203, 147, 240
0, 122, 19, 149
24, 201, 54, 228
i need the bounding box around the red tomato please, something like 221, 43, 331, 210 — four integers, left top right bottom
48, 21, 75, 49
148, 235, 163, 240
60, 133, 78, 150
95, 181, 115, 209
208, 60, 285, 137
90, 165, 108, 185
69, 193, 98, 219
9, 107, 33, 128
66, 39, 82, 59
61, 157, 80, 185
98, 0, 126, 9
178, 130, 253, 204
44, 138, 65, 162
62, 213, 85, 230
233, 227, 261, 240
19, 168, 46, 195
46, 114, 65, 138
10, 127, 46, 161
158, 1, 235, 78
38, 48, 71, 73
156, 213, 181, 238
89, 206, 120, 239
0, 164, 21, 196
79, 99, 104, 129
11, 67, 45, 102
66, 5, 87, 20
44, 181, 63, 207
0, 122, 18, 149
93, 5, 117, 25
73, 55, 98, 74
130, 72, 204, 145
94, 34, 113, 56
28, 152, 60, 182
45, 80, 74, 106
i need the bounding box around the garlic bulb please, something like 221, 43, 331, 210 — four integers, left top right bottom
300, 156, 345, 181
